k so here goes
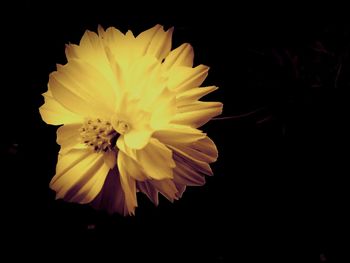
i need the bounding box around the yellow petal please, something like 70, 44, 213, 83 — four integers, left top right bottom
125, 55, 163, 100
177, 101, 221, 113
56, 123, 86, 154
117, 152, 138, 215
48, 74, 100, 118
167, 135, 218, 178
90, 168, 129, 215
163, 43, 194, 70
66, 31, 119, 91
135, 24, 162, 53
176, 86, 218, 107
39, 90, 83, 125
193, 136, 219, 161
103, 27, 136, 68
116, 136, 137, 160
174, 183, 186, 199
149, 88, 176, 130
65, 43, 79, 61
50, 149, 109, 204
122, 56, 175, 128
114, 95, 151, 128
172, 136, 218, 163
118, 151, 149, 181
136, 25, 174, 60
79, 30, 111, 69
103, 150, 117, 170
173, 154, 206, 186
123, 128, 153, 150
49, 59, 115, 118
101, 26, 125, 45
167, 65, 209, 92
154, 124, 206, 145
135, 138, 175, 180
168, 136, 218, 177
136, 181, 159, 205
172, 101, 223, 128
150, 179, 178, 202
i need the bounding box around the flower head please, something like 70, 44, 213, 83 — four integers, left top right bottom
39, 24, 223, 215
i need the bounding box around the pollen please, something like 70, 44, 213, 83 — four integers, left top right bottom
79, 118, 118, 152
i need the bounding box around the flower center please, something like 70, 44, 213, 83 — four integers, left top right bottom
79, 118, 118, 152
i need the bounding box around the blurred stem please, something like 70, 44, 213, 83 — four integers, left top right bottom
212, 107, 265, 120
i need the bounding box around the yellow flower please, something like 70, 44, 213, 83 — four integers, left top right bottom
39, 24, 223, 216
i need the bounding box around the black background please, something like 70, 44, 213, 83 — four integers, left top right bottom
2, 2, 349, 262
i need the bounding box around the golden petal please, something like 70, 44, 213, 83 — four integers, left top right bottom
163, 43, 194, 70
123, 128, 153, 150
91, 168, 129, 215
154, 124, 206, 145
150, 179, 178, 202
136, 181, 159, 206
39, 90, 83, 125
167, 65, 209, 92
176, 86, 218, 107
172, 101, 223, 128
135, 138, 175, 180
103, 150, 117, 170
118, 151, 148, 181
136, 24, 173, 60
50, 149, 109, 204
173, 155, 206, 186
117, 153, 138, 215
56, 123, 86, 154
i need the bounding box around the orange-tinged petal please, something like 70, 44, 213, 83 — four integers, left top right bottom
65, 43, 79, 60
